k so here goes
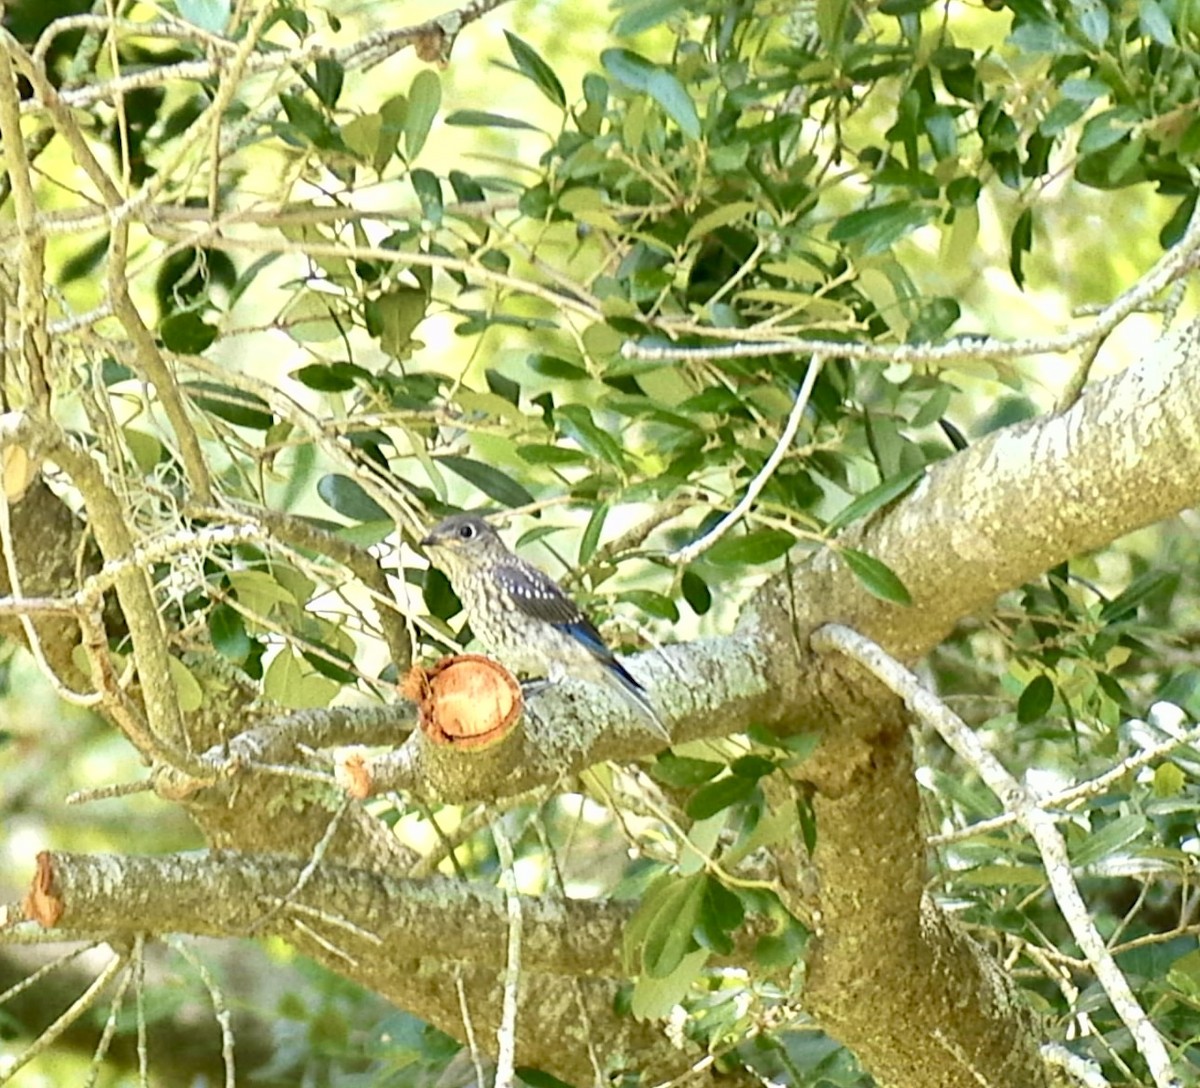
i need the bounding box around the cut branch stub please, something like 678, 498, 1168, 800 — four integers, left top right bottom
402, 654, 522, 749
23, 851, 64, 927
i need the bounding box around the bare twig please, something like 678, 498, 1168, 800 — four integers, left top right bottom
247, 798, 351, 934
929, 722, 1200, 846
0, 948, 127, 1084
169, 938, 236, 1088
66, 779, 155, 805
81, 945, 138, 1088
455, 966, 490, 1087
672, 356, 823, 565
492, 821, 522, 1088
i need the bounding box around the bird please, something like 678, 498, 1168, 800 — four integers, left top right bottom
420, 513, 670, 743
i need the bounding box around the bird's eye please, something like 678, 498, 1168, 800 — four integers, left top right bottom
457, 523, 476, 540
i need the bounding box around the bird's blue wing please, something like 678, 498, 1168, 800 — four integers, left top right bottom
495, 563, 667, 740
493, 562, 611, 654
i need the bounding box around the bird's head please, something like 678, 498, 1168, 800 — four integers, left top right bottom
420, 514, 506, 579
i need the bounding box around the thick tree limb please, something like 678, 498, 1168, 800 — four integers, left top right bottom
813, 623, 1180, 1088
20, 849, 684, 1082
21, 850, 633, 977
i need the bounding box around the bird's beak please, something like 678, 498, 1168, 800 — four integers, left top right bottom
420, 533, 437, 548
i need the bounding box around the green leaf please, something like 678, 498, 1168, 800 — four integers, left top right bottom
684, 201, 759, 244
840, 548, 912, 605
1138, 0, 1176, 43
445, 109, 542, 131
364, 285, 428, 358
177, 0, 229, 32
816, 0, 851, 50
1071, 0, 1110, 46
828, 202, 937, 255
291, 362, 368, 392
279, 93, 339, 149
529, 354, 589, 380
1152, 762, 1186, 798
695, 876, 744, 954
504, 31, 566, 108
686, 775, 756, 820
263, 648, 339, 709
317, 474, 389, 522
123, 428, 163, 473
160, 312, 217, 354
342, 112, 382, 163
405, 69, 441, 159
1071, 814, 1148, 869
448, 170, 486, 203
1099, 570, 1176, 622
168, 657, 204, 713
486, 368, 520, 405
1009, 207, 1033, 288
1017, 674, 1055, 723
731, 755, 777, 780
1040, 98, 1088, 137
946, 176, 981, 206
629, 948, 708, 1021
410, 168, 443, 224
620, 589, 679, 623
518, 444, 590, 466
209, 603, 251, 662
622, 871, 680, 972
374, 95, 407, 173
755, 918, 809, 969
642, 874, 704, 977
652, 752, 724, 788
308, 57, 344, 108
422, 567, 460, 621
578, 503, 608, 566
909, 297, 961, 342
436, 456, 535, 508
1096, 671, 1130, 710
826, 468, 924, 532
183, 381, 273, 430
556, 404, 628, 468
600, 49, 700, 140
702, 529, 794, 567
1167, 949, 1200, 1000
1078, 108, 1139, 155
681, 570, 712, 614
746, 724, 822, 756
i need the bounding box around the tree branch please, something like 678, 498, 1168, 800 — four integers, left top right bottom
812, 623, 1181, 1088
21, 850, 633, 977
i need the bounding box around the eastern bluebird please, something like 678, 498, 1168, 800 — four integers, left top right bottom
420, 513, 670, 743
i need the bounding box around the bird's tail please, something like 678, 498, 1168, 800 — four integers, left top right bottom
605, 660, 671, 744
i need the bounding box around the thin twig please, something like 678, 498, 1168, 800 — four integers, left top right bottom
134, 936, 148, 1086
1041, 1043, 1110, 1088
672, 356, 823, 565
455, 965, 490, 1087
929, 722, 1200, 845
247, 799, 350, 934
0, 949, 127, 1084
170, 938, 236, 1088
492, 821, 522, 1088
66, 779, 155, 805
0, 942, 102, 1006
81, 948, 138, 1088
